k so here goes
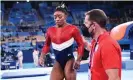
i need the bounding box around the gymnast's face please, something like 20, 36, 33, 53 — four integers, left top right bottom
54, 11, 67, 27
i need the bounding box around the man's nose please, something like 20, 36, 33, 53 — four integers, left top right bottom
56, 17, 60, 21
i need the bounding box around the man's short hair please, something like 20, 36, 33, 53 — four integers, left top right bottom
85, 9, 108, 28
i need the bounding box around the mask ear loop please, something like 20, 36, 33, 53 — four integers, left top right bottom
88, 22, 94, 30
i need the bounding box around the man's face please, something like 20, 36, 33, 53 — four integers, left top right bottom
54, 11, 67, 26
84, 15, 94, 33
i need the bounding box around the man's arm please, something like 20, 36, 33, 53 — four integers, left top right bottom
106, 69, 120, 80
82, 35, 91, 51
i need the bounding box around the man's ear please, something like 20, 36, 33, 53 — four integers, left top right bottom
91, 22, 96, 29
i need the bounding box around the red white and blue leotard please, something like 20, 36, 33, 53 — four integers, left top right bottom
42, 24, 84, 69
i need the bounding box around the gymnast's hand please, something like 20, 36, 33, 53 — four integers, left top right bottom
38, 54, 45, 67
73, 60, 81, 70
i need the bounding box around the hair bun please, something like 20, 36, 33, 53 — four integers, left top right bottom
55, 3, 68, 15
56, 3, 66, 9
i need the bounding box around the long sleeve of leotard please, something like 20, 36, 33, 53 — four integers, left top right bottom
42, 29, 51, 54
73, 27, 84, 56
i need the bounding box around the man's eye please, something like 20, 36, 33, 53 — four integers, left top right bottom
54, 16, 58, 19
58, 16, 62, 18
